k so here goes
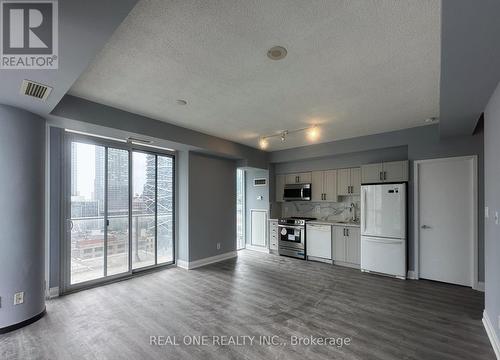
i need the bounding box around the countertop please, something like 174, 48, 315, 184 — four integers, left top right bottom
308, 220, 360, 227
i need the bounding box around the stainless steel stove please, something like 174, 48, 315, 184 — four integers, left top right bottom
278, 217, 317, 259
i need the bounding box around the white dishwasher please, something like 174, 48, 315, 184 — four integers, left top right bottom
306, 223, 332, 260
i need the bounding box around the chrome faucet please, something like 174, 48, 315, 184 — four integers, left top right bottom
350, 202, 358, 222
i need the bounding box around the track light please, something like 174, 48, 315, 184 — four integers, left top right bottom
258, 125, 320, 148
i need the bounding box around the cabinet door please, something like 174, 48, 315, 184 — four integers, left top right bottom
323, 170, 337, 201
297, 172, 312, 184
332, 226, 346, 262
311, 171, 324, 201
337, 168, 350, 196
345, 227, 360, 264
350, 167, 361, 195
275, 174, 285, 202
285, 174, 298, 184
383, 161, 408, 182
361, 163, 383, 184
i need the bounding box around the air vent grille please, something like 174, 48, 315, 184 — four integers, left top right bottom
254, 178, 267, 186
21, 80, 52, 100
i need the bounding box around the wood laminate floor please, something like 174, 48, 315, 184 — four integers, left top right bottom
0, 250, 494, 360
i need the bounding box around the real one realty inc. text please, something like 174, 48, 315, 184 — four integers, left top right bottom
150, 335, 352, 348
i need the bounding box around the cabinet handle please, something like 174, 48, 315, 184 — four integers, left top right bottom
349, 185, 352, 193
346, 228, 349, 236
384, 171, 387, 180
379, 171, 383, 181
343, 228, 346, 236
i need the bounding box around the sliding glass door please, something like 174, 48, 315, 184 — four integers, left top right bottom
65, 135, 174, 291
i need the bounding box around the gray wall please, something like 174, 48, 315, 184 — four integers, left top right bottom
270, 125, 484, 280
0, 105, 46, 329
484, 81, 500, 340
188, 153, 237, 261
244, 168, 270, 245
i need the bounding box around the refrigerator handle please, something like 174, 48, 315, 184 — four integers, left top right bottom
363, 188, 368, 233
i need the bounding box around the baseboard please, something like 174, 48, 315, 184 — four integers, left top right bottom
177, 251, 238, 270
245, 245, 270, 253
407, 270, 418, 280
483, 310, 500, 359
475, 281, 485, 292
45, 287, 59, 299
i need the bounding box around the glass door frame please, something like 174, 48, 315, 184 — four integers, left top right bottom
61, 132, 176, 294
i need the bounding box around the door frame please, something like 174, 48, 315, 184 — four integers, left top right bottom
413, 155, 478, 289
61, 132, 176, 294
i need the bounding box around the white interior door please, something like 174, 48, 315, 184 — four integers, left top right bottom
250, 209, 267, 247
417, 157, 475, 286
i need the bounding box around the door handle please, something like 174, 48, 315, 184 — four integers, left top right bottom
421, 225, 431, 229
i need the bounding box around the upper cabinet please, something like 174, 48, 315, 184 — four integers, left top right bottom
285, 172, 312, 185
337, 167, 361, 196
275, 174, 285, 202
361, 160, 408, 184
311, 170, 337, 201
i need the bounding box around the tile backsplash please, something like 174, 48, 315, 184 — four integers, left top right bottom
281, 196, 360, 222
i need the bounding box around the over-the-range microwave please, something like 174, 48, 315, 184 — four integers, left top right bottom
283, 183, 311, 201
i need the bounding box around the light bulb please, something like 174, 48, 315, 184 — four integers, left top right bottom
259, 138, 268, 150
307, 125, 320, 141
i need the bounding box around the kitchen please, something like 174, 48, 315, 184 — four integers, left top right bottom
267, 159, 408, 278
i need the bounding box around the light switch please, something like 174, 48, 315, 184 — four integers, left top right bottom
495, 211, 499, 225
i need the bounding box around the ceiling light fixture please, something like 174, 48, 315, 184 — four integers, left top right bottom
267, 46, 287, 60
258, 125, 320, 149
425, 116, 438, 123
307, 125, 320, 141
176, 99, 188, 105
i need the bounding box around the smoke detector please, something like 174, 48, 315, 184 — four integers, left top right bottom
20, 79, 52, 101
267, 46, 287, 60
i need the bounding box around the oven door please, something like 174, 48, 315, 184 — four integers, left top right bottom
278, 225, 304, 248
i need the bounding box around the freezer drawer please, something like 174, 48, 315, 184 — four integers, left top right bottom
360, 236, 406, 278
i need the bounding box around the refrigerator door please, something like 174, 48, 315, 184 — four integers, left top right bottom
361, 236, 406, 278
361, 183, 406, 239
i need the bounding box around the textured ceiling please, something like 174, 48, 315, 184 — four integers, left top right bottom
70, 0, 441, 151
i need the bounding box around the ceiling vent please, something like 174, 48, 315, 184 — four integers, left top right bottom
21, 80, 52, 101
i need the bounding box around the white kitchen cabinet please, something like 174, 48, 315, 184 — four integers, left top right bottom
345, 227, 360, 264
311, 170, 337, 201
275, 174, 285, 202
337, 167, 361, 196
332, 225, 360, 266
361, 161, 408, 183
350, 168, 361, 195
285, 172, 312, 184
382, 161, 408, 182
269, 220, 279, 251
306, 224, 332, 260
333, 226, 346, 262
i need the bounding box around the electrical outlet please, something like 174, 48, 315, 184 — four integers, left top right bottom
216, 242, 221, 250
496, 211, 499, 225
14, 292, 24, 305
498, 315, 500, 330
314, 205, 320, 214
485, 206, 489, 219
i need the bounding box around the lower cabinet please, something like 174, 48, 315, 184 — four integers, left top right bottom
332, 226, 360, 266
269, 220, 279, 251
